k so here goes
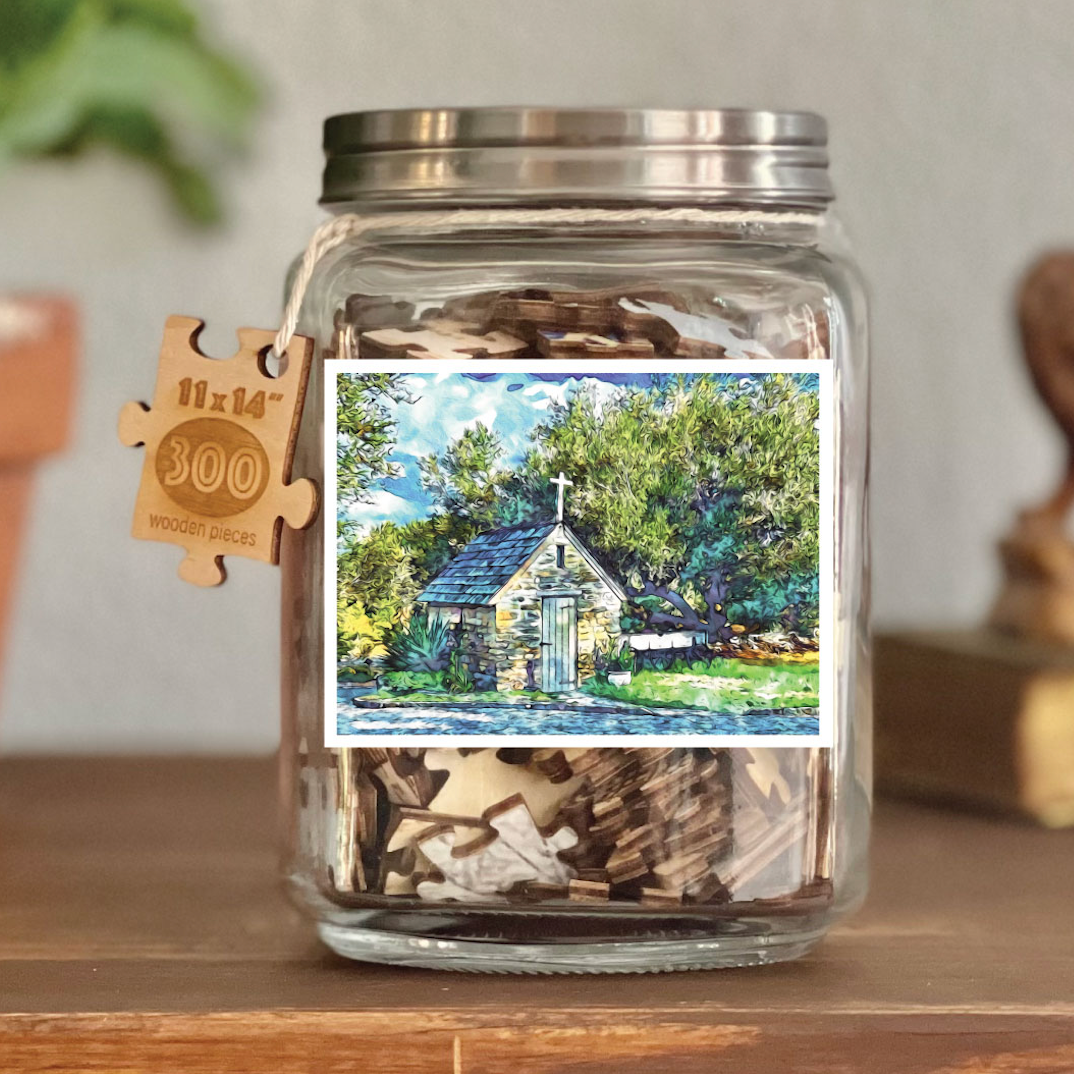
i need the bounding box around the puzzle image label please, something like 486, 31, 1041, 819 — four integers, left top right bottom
326, 360, 833, 746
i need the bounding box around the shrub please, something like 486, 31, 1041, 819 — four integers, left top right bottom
338, 664, 374, 684
384, 613, 451, 673
378, 670, 444, 694
444, 648, 474, 693
609, 641, 635, 672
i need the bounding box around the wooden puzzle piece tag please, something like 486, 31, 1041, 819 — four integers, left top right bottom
118, 315, 318, 586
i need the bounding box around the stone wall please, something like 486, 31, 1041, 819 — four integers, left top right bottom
427, 604, 497, 689
494, 531, 623, 692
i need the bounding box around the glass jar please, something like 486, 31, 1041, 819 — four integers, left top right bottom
280, 108, 870, 972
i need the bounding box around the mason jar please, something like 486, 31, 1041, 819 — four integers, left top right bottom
280, 108, 870, 972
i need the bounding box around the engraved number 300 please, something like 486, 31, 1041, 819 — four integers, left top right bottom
162, 435, 263, 499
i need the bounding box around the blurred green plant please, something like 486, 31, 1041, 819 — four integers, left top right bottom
0, 0, 260, 224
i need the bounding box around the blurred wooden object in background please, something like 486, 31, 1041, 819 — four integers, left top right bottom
875, 631, 1074, 826
877, 254, 1074, 826
991, 253, 1074, 642
0, 297, 76, 687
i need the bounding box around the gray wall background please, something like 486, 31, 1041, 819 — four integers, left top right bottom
2, 0, 1072, 752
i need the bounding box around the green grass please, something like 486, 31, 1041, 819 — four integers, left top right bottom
352, 656, 818, 712
582, 657, 819, 712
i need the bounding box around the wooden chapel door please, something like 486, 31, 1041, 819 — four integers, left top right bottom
541, 594, 578, 693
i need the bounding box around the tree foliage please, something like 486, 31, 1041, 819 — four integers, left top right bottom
336, 521, 421, 658
336, 373, 414, 507
336, 512, 478, 658
517, 374, 820, 640
0, 0, 260, 224
419, 423, 511, 530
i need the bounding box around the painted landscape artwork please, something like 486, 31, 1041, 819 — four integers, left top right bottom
330, 364, 827, 743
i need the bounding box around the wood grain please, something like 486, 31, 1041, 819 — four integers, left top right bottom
1, 755, 1072, 1072
117, 316, 317, 586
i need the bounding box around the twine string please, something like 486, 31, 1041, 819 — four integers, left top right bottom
272, 205, 819, 359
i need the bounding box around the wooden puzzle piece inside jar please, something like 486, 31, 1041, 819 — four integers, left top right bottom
414, 795, 579, 903
617, 298, 775, 360
424, 747, 584, 827
753, 304, 831, 361
359, 321, 528, 360
536, 330, 655, 359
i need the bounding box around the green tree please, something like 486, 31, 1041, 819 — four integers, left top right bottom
336, 512, 480, 657
396, 512, 482, 583
418, 423, 511, 530
339, 372, 821, 653
336, 372, 414, 507
335, 374, 419, 656
517, 373, 820, 640
336, 521, 421, 657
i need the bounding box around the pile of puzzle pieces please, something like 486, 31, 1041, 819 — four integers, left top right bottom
332, 285, 829, 363
318, 745, 832, 911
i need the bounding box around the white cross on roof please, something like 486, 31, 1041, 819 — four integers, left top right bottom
550, 471, 573, 523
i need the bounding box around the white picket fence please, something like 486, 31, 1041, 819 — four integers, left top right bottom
625, 630, 707, 652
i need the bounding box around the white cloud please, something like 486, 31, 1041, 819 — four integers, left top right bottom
462, 407, 499, 432
341, 488, 424, 531
389, 373, 629, 464
523, 381, 571, 406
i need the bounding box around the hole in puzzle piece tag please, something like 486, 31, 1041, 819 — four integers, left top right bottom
118, 315, 319, 586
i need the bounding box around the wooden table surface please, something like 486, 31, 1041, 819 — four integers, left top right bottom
1, 757, 1072, 1073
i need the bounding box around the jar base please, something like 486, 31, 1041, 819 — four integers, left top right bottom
317, 921, 828, 973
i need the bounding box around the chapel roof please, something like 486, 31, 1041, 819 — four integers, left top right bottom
417, 523, 557, 606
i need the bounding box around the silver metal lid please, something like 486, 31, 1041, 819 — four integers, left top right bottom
321, 107, 833, 209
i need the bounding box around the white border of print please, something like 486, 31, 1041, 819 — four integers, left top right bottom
325, 359, 834, 749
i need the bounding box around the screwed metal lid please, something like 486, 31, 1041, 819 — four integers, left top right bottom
321, 107, 833, 209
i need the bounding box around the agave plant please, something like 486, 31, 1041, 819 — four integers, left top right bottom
0, 0, 259, 224
384, 613, 452, 674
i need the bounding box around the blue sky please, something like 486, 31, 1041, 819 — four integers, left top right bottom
338, 371, 817, 530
